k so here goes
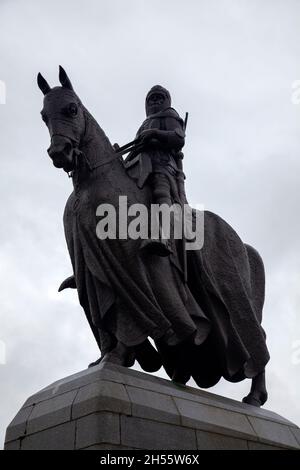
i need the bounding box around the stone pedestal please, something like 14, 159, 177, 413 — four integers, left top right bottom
4, 363, 300, 450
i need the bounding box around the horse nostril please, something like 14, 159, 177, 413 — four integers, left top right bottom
47, 141, 72, 159
63, 142, 72, 154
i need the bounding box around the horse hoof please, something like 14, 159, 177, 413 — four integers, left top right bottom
171, 370, 190, 386
101, 352, 124, 366
242, 391, 268, 407
100, 347, 135, 368
171, 380, 187, 388
88, 357, 102, 368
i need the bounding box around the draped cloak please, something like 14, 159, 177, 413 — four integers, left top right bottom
63, 113, 270, 388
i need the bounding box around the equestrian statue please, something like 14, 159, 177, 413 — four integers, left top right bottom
37, 66, 269, 407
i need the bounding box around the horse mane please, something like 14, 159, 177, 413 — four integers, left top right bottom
80, 105, 116, 170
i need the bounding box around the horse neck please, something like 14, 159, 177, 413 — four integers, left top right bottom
81, 108, 117, 167
72, 108, 121, 187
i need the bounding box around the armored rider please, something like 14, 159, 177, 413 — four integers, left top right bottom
124, 85, 187, 256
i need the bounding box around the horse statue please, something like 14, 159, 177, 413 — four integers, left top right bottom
37, 66, 270, 407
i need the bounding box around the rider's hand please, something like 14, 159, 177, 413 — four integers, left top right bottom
139, 129, 158, 142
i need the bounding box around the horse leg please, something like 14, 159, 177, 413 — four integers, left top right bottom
172, 350, 191, 385
100, 341, 135, 368
171, 337, 194, 385
242, 369, 268, 407
135, 339, 162, 372
155, 335, 192, 385
88, 356, 102, 368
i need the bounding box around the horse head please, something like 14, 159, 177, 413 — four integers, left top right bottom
37, 66, 86, 173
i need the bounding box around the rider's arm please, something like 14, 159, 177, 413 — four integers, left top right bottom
152, 127, 185, 150
140, 126, 185, 151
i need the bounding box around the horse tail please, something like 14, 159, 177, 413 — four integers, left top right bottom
245, 243, 265, 325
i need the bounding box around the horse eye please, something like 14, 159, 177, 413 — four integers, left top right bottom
68, 103, 78, 116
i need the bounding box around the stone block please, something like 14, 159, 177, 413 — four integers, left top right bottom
174, 397, 257, 440
247, 416, 300, 449
75, 411, 120, 449
4, 439, 21, 450
72, 380, 131, 419
196, 430, 248, 449
290, 427, 300, 446
5, 405, 34, 442
126, 385, 180, 425
26, 389, 77, 434
21, 421, 76, 450
83, 444, 136, 450
247, 441, 283, 450
121, 415, 197, 450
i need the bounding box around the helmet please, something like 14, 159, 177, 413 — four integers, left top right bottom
145, 85, 171, 116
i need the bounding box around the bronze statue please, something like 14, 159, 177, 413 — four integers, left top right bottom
37, 66, 269, 407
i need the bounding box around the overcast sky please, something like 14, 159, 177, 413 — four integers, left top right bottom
0, 0, 300, 447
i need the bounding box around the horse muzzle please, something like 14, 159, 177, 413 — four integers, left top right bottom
47, 136, 75, 172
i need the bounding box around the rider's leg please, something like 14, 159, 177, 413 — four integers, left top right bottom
140, 173, 173, 256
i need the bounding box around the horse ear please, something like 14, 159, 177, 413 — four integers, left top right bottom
59, 65, 73, 90
37, 73, 51, 95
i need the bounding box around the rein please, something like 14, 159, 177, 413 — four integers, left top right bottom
64, 107, 120, 178
66, 148, 120, 179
